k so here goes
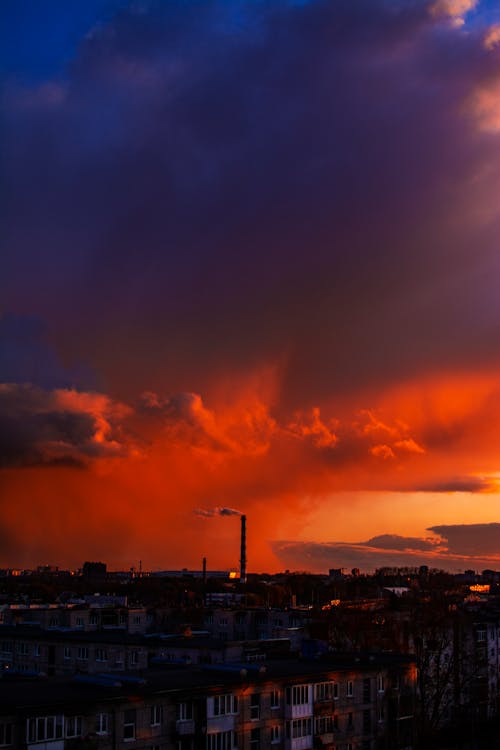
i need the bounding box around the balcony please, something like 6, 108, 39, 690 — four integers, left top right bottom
285, 703, 313, 720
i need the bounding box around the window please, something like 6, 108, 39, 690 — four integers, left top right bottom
64, 647, 71, 660
333, 682, 339, 699
250, 728, 260, 747
18, 642, 29, 656
270, 726, 280, 744
133, 615, 142, 625
285, 718, 312, 740
270, 689, 279, 708
377, 675, 384, 693
150, 705, 163, 726
95, 648, 108, 662
49, 617, 59, 627
363, 709, 371, 733
130, 651, 139, 665
0, 724, 12, 747
333, 715, 339, 731
177, 703, 193, 721
77, 647, 88, 660
347, 680, 354, 698
33, 644, 41, 658
378, 705, 385, 723
347, 713, 353, 729
212, 694, 238, 717
116, 651, 124, 664
477, 629, 487, 642
285, 685, 310, 705
205, 614, 214, 625
123, 709, 136, 741
97, 713, 109, 735
76, 617, 84, 628
206, 731, 237, 750
363, 678, 371, 702
315, 682, 332, 701
219, 618, 228, 627
1, 642, 12, 654
89, 613, 99, 626
314, 716, 332, 735
26, 716, 64, 743
66, 717, 83, 738
250, 694, 260, 720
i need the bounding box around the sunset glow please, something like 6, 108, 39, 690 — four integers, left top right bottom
3, 0, 500, 573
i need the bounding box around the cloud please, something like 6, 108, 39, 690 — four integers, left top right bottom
428, 523, 500, 555
484, 25, 500, 51
4, 0, 500, 412
272, 523, 500, 573
413, 476, 498, 493
0, 383, 133, 467
4, 1, 500, 568
362, 534, 440, 552
286, 408, 338, 448
428, 0, 478, 26
468, 77, 500, 133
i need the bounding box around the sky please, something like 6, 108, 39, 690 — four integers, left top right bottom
3, 0, 500, 573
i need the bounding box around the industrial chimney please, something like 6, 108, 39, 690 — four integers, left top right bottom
240, 514, 247, 584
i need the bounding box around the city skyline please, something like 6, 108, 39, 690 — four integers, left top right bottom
3, 0, 500, 573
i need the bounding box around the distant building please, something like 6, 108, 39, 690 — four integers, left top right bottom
82, 561, 107, 579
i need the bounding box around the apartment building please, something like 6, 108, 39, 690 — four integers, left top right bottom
0, 654, 416, 750
0, 627, 149, 676
0, 603, 150, 634
203, 608, 311, 642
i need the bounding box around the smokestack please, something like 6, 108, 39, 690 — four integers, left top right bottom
240, 514, 247, 584
202, 556, 207, 606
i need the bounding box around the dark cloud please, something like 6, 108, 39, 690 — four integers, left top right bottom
0, 383, 131, 467
272, 527, 500, 573
428, 523, 500, 555
362, 534, 439, 551
3, 1, 500, 405
413, 477, 496, 493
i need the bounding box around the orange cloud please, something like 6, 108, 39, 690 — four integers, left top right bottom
5, 365, 500, 570
484, 25, 500, 51
467, 77, 500, 134
428, 0, 477, 27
